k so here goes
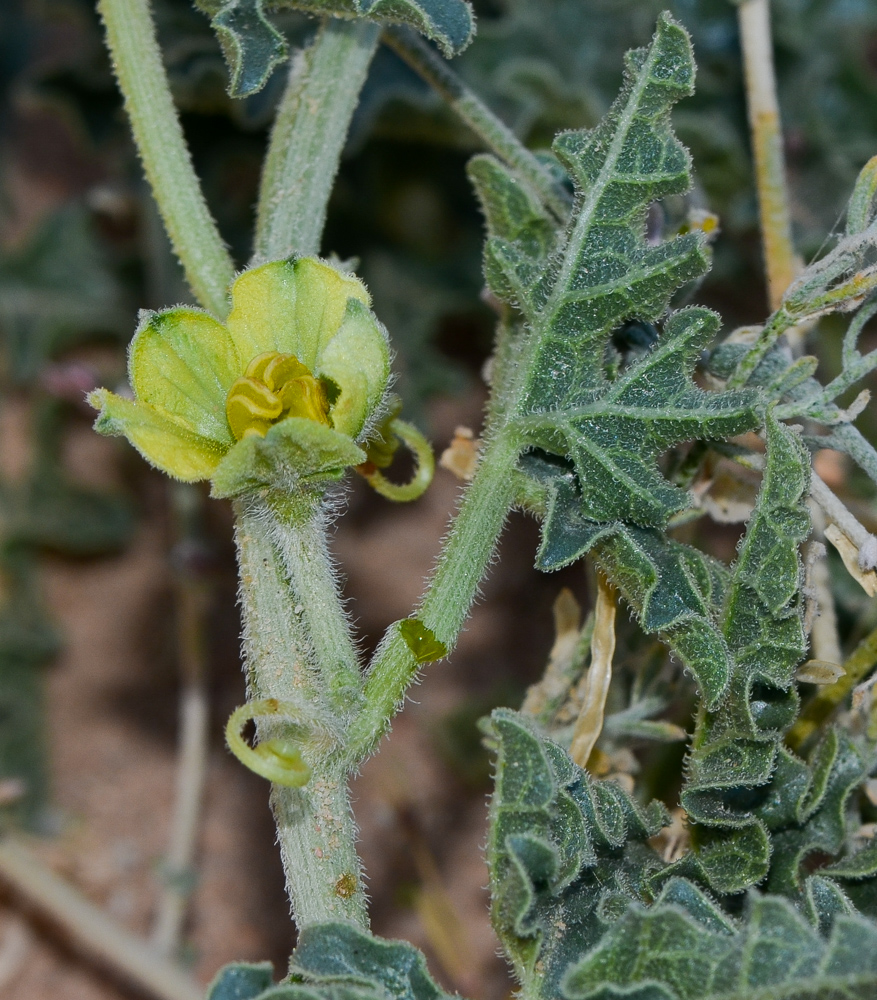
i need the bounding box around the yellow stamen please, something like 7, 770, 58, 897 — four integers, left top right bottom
279, 376, 331, 426
226, 351, 332, 441
263, 353, 311, 390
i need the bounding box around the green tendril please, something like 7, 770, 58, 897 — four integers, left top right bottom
357, 418, 435, 502
225, 699, 313, 787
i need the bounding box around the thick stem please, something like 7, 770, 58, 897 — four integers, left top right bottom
738, 0, 797, 310
384, 27, 570, 223
234, 498, 367, 927
97, 0, 234, 317
254, 19, 381, 262
349, 427, 520, 759
265, 493, 364, 711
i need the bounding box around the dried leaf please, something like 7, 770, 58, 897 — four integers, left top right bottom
825, 523, 877, 596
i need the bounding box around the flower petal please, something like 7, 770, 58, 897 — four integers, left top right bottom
317, 298, 390, 438
90, 389, 225, 481
210, 416, 366, 498
130, 308, 239, 443
289, 258, 370, 366
226, 258, 370, 370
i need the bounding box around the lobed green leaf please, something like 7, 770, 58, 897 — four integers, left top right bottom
468, 15, 761, 532
483, 708, 667, 1000
198, 0, 475, 97
564, 894, 877, 1000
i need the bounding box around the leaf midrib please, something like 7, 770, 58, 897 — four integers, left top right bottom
537, 42, 662, 334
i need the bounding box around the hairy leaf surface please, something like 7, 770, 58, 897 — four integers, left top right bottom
470, 14, 760, 533
483, 708, 667, 1000
208, 923, 455, 1000
665, 415, 811, 894
198, 0, 474, 96
484, 708, 877, 1000
564, 892, 877, 1000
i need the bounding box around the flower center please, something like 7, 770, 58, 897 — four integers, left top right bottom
225, 352, 332, 441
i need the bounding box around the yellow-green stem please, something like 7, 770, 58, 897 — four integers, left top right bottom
234, 497, 367, 927
349, 427, 519, 759
97, 0, 234, 317
255, 19, 380, 261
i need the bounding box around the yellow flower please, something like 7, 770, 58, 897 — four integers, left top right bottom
90, 257, 390, 498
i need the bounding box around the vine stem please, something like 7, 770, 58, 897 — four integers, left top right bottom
348, 426, 520, 759
97, 0, 234, 317
255, 19, 381, 262
383, 27, 571, 222
737, 0, 798, 310
234, 497, 367, 927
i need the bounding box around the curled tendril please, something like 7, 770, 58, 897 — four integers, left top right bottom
356, 417, 435, 501
225, 699, 312, 787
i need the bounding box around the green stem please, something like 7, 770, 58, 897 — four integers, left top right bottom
97, 0, 234, 317
726, 307, 794, 388
383, 27, 571, 223
234, 498, 367, 927
349, 427, 520, 759
254, 19, 381, 262
233, 18, 384, 931
266, 492, 364, 712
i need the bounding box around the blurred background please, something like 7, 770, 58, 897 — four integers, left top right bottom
1, 0, 877, 996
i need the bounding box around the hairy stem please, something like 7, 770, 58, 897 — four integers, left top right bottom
349, 426, 519, 759
265, 493, 364, 711
832, 422, 877, 486
254, 19, 381, 262
383, 27, 570, 222
738, 0, 797, 310
726, 307, 795, 388
234, 498, 367, 927
97, 0, 234, 317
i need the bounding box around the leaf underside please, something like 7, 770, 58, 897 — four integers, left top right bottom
198, 0, 475, 97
